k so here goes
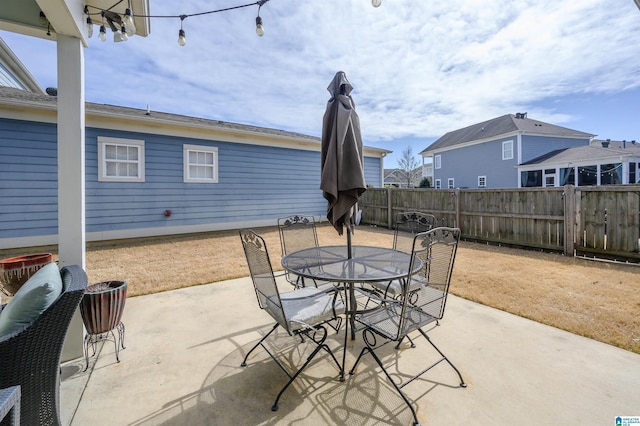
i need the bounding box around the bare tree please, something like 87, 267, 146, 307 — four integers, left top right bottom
397, 146, 420, 187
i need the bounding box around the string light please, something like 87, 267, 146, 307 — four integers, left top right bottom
98, 11, 107, 42
122, 0, 136, 36
84, 0, 379, 44
84, 7, 94, 38
178, 15, 187, 46
256, 0, 266, 36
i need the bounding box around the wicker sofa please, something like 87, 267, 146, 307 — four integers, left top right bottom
0, 265, 87, 426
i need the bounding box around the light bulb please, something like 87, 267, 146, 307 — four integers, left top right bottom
114, 31, 125, 42
120, 26, 129, 41
123, 8, 136, 36
99, 25, 107, 41
372, 0, 382, 7
86, 17, 94, 38
178, 29, 186, 46
255, 16, 265, 37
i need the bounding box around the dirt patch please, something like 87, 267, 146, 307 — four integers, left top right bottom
2, 223, 638, 353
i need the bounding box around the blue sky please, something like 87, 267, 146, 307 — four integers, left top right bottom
2, 0, 640, 167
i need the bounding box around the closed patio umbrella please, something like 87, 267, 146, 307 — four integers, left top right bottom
321, 71, 367, 258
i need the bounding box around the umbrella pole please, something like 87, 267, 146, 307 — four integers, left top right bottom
347, 228, 352, 259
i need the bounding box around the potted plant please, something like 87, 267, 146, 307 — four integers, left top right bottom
0, 253, 54, 296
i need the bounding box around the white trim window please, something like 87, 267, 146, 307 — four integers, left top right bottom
478, 176, 486, 188
98, 137, 145, 182
434, 154, 442, 169
448, 178, 455, 189
435, 179, 441, 189
502, 140, 514, 160
184, 145, 219, 183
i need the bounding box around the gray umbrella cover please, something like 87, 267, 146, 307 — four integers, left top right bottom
321, 71, 367, 236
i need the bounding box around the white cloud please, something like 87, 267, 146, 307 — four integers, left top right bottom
2, 0, 639, 162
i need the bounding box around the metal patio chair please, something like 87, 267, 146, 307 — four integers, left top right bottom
368, 211, 438, 300
277, 215, 335, 291
239, 229, 345, 411
392, 211, 437, 253
349, 227, 466, 426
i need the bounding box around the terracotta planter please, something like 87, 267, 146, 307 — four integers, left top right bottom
0, 253, 54, 296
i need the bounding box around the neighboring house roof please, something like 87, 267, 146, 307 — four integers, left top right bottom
591, 139, 638, 149
383, 167, 422, 185
520, 144, 640, 167
0, 37, 45, 94
0, 86, 392, 157
420, 113, 595, 155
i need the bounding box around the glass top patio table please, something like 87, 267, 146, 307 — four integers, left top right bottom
282, 245, 417, 380
281, 245, 414, 284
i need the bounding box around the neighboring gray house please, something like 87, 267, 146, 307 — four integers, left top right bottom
420, 113, 595, 189
383, 167, 422, 188
0, 37, 45, 94
518, 140, 640, 186
0, 86, 389, 249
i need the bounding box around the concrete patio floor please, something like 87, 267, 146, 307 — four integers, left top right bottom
60, 276, 640, 425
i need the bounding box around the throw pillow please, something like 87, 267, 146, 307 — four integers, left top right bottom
0, 262, 62, 336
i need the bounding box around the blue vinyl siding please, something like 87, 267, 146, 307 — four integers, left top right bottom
520, 135, 589, 163
363, 156, 381, 187
0, 119, 58, 239
1, 118, 382, 244
435, 137, 518, 188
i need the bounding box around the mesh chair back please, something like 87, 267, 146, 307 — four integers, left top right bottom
239, 229, 287, 331
398, 227, 460, 338
278, 215, 320, 255
393, 212, 437, 253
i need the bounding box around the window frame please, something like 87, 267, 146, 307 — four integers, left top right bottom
502, 140, 514, 160
447, 178, 455, 189
97, 137, 145, 182
183, 144, 219, 183
478, 175, 486, 188
434, 154, 442, 169
435, 179, 442, 189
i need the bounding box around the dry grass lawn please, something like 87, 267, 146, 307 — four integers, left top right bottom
2, 224, 639, 353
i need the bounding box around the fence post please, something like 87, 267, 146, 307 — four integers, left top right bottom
387, 187, 393, 229
455, 188, 461, 229
564, 184, 576, 256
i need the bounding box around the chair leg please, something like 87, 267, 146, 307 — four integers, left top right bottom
351, 341, 420, 425
394, 335, 416, 349
419, 329, 466, 387
272, 326, 339, 411
240, 323, 279, 367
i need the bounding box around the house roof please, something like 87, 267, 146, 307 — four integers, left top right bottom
520, 144, 640, 167
0, 86, 391, 156
0, 38, 44, 94
420, 113, 595, 155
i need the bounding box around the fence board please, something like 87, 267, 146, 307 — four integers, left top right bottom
359, 185, 640, 262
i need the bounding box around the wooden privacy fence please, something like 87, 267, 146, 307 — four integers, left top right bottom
359, 185, 640, 263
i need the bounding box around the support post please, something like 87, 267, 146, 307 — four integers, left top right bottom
56, 35, 86, 362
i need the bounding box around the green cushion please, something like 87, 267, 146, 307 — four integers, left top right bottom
0, 262, 62, 336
